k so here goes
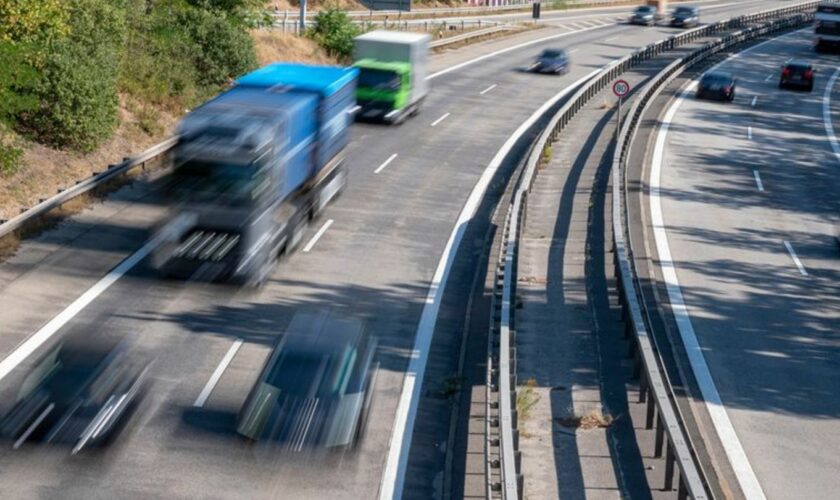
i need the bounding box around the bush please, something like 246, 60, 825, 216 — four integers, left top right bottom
19, 0, 125, 151
307, 7, 361, 60
0, 141, 23, 176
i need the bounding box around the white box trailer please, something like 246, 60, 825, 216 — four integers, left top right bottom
353, 30, 430, 124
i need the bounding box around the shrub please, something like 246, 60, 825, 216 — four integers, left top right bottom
307, 7, 361, 60
19, 0, 125, 151
0, 0, 69, 45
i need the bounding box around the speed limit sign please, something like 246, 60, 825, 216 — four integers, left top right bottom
613, 79, 630, 97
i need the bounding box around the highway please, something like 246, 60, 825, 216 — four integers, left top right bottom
0, 1, 802, 498
644, 28, 840, 500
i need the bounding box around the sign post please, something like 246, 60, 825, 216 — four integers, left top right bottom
612, 79, 630, 140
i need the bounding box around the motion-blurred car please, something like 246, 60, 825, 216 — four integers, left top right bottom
696, 71, 737, 101
630, 5, 657, 26
530, 48, 569, 74
670, 6, 700, 28
237, 311, 377, 451
0, 337, 149, 453
779, 60, 815, 91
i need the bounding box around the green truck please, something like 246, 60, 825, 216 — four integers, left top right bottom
353, 30, 430, 124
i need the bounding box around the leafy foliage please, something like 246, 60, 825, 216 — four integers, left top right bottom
307, 7, 361, 60
0, 0, 69, 44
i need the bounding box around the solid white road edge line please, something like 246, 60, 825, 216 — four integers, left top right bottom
480, 84, 498, 95
375, 153, 399, 174
647, 31, 805, 500
193, 338, 244, 407
378, 66, 601, 500
303, 219, 334, 253
431, 112, 451, 127
821, 67, 840, 163
783, 241, 808, 276
753, 169, 764, 191
0, 237, 161, 384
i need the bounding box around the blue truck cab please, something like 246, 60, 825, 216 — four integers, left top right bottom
153, 63, 359, 285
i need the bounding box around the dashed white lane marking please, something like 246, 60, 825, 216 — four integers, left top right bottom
784, 241, 808, 276
480, 84, 497, 95
375, 153, 399, 174
302, 219, 334, 253
569, 48, 580, 54
751, 95, 758, 107
604, 35, 619, 42
764, 74, 773, 82
753, 169, 764, 191
747, 126, 753, 140
193, 338, 244, 407
431, 112, 450, 127
647, 31, 805, 500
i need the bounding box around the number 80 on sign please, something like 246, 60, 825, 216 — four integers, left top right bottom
613, 79, 630, 97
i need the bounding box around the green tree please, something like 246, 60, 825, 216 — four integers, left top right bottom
0, 42, 38, 174
307, 7, 361, 61
0, 0, 69, 45
20, 0, 126, 151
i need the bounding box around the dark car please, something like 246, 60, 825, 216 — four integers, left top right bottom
0, 337, 149, 453
671, 6, 700, 28
630, 5, 657, 26
530, 48, 569, 74
697, 71, 736, 101
237, 311, 377, 451
779, 60, 815, 91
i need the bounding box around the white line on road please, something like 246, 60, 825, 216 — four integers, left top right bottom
479, 84, 497, 95
604, 35, 618, 42
431, 112, 450, 127
569, 48, 580, 54
753, 169, 764, 191
747, 126, 753, 140
378, 67, 602, 500
193, 338, 244, 407
783, 241, 808, 276
646, 34, 801, 500
428, 22, 613, 80
821, 67, 840, 163
374, 153, 399, 174
0, 237, 161, 384
764, 74, 773, 82
302, 219, 334, 253
751, 95, 758, 107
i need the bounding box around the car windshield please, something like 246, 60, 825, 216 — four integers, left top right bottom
703, 73, 732, 85
172, 160, 269, 207
267, 347, 355, 397
675, 7, 694, 14
358, 68, 401, 91
787, 63, 811, 72
540, 50, 565, 59
636, 6, 654, 13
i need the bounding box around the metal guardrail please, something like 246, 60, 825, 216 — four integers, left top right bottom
0, 138, 177, 241
429, 24, 515, 48
609, 7, 815, 500
487, 1, 818, 498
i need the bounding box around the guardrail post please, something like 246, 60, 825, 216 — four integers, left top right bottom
654, 415, 665, 457
664, 444, 676, 491
645, 393, 656, 430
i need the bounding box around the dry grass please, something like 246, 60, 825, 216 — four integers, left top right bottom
0, 95, 177, 221
554, 408, 614, 430
252, 30, 338, 65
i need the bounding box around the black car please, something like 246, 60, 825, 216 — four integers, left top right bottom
237, 311, 377, 451
0, 337, 149, 453
630, 5, 657, 26
697, 71, 736, 101
779, 60, 815, 91
671, 6, 700, 28
530, 48, 569, 74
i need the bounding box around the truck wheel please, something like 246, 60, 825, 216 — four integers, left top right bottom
288, 217, 310, 252
410, 104, 420, 117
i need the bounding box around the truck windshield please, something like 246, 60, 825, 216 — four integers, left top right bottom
172, 160, 269, 207
358, 68, 401, 91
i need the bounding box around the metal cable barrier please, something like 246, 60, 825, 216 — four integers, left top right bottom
485, 2, 818, 499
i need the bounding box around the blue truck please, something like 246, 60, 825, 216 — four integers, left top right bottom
152, 63, 359, 285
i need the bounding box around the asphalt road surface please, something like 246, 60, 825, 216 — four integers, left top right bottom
650, 28, 840, 500
0, 1, 798, 498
